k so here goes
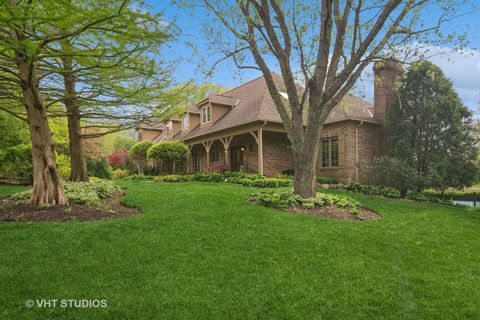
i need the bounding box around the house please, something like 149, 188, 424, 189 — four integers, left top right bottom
137, 60, 403, 183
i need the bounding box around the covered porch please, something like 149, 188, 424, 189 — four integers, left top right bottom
182, 122, 294, 176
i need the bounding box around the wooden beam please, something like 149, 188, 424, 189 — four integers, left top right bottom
202, 140, 213, 172
220, 136, 233, 169
249, 131, 259, 144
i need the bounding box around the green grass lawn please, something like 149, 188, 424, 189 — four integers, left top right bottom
1, 181, 480, 319
0, 184, 27, 197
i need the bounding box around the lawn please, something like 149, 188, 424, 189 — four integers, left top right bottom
1, 181, 480, 319
0, 184, 27, 197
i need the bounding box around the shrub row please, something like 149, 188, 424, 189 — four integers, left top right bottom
123, 174, 155, 181
316, 175, 341, 184
345, 183, 401, 198
345, 182, 454, 206
151, 172, 292, 188
10, 180, 119, 205
234, 178, 292, 188
249, 191, 361, 215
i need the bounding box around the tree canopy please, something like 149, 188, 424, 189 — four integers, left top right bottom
178, 0, 472, 197
387, 60, 478, 190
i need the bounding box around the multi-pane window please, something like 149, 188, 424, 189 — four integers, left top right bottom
182, 114, 189, 129
210, 149, 219, 162
192, 152, 201, 172
321, 137, 339, 167
202, 105, 211, 123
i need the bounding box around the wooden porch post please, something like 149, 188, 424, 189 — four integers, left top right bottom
220, 136, 233, 170
249, 129, 264, 175
258, 128, 263, 175
202, 141, 213, 172
187, 145, 193, 173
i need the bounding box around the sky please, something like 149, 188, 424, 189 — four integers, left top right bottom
147, 1, 480, 112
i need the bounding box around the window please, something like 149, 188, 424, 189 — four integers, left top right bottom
166, 121, 172, 133
202, 105, 211, 123
321, 137, 339, 167
192, 152, 201, 172
182, 114, 189, 130
210, 149, 219, 162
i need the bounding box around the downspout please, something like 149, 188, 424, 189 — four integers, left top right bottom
355, 121, 364, 183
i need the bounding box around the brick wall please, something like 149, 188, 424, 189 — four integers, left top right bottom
263, 131, 293, 177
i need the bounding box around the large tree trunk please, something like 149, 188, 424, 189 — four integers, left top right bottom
67, 105, 89, 181
62, 53, 89, 182
19, 67, 68, 205
293, 144, 319, 198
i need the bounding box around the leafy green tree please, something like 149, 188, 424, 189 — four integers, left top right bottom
129, 141, 154, 175
0, 113, 29, 149
166, 82, 228, 115
39, 1, 175, 182
102, 133, 137, 156
387, 61, 478, 190
183, 0, 471, 198
147, 141, 189, 174
0, 0, 135, 205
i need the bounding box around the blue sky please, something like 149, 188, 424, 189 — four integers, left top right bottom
147, 1, 480, 111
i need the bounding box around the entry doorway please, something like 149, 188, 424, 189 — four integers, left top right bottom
230, 146, 245, 171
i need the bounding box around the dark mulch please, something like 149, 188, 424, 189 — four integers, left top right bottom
287, 205, 380, 221
0, 191, 140, 222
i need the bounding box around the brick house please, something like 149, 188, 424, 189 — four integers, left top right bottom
136, 61, 402, 183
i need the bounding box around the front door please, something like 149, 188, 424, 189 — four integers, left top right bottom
230, 146, 244, 171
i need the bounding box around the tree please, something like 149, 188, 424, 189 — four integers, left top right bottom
0, 0, 139, 204
168, 81, 229, 114
387, 60, 478, 190
147, 141, 189, 174
130, 141, 154, 175
184, 0, 470, 197
39, 1, 175, 182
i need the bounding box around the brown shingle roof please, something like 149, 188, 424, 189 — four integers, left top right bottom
138, 120, 166, 131
173, 73, 378, 141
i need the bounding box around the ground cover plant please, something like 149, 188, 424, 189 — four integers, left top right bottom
10, 180, 119, 205
1, 181, 480, 319
248, 190, 380, 220
0, 181, 134, 222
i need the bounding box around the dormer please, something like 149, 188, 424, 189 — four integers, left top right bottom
197, 94, 239, 127
181, 107, 201, 132
165, 117, 181, 138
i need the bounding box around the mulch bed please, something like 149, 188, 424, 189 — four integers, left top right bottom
287, 205, 380, 221
0, 191, 140, 222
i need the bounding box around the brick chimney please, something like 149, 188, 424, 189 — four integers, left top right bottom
373, 59, 403, 122
373, 59, 403, 154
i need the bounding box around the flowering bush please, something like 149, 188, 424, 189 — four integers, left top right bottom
107, 149, 129, 169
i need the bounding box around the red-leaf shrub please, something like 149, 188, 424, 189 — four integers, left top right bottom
107, 149, 129, 169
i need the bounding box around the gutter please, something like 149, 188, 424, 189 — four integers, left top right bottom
355, 121, 364, 183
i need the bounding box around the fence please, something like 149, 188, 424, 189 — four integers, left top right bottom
428, 191, 480, 207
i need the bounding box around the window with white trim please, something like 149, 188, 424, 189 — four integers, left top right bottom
321, 137, 339, 167
201, 105, 211, 124
182, 114, 189, 129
